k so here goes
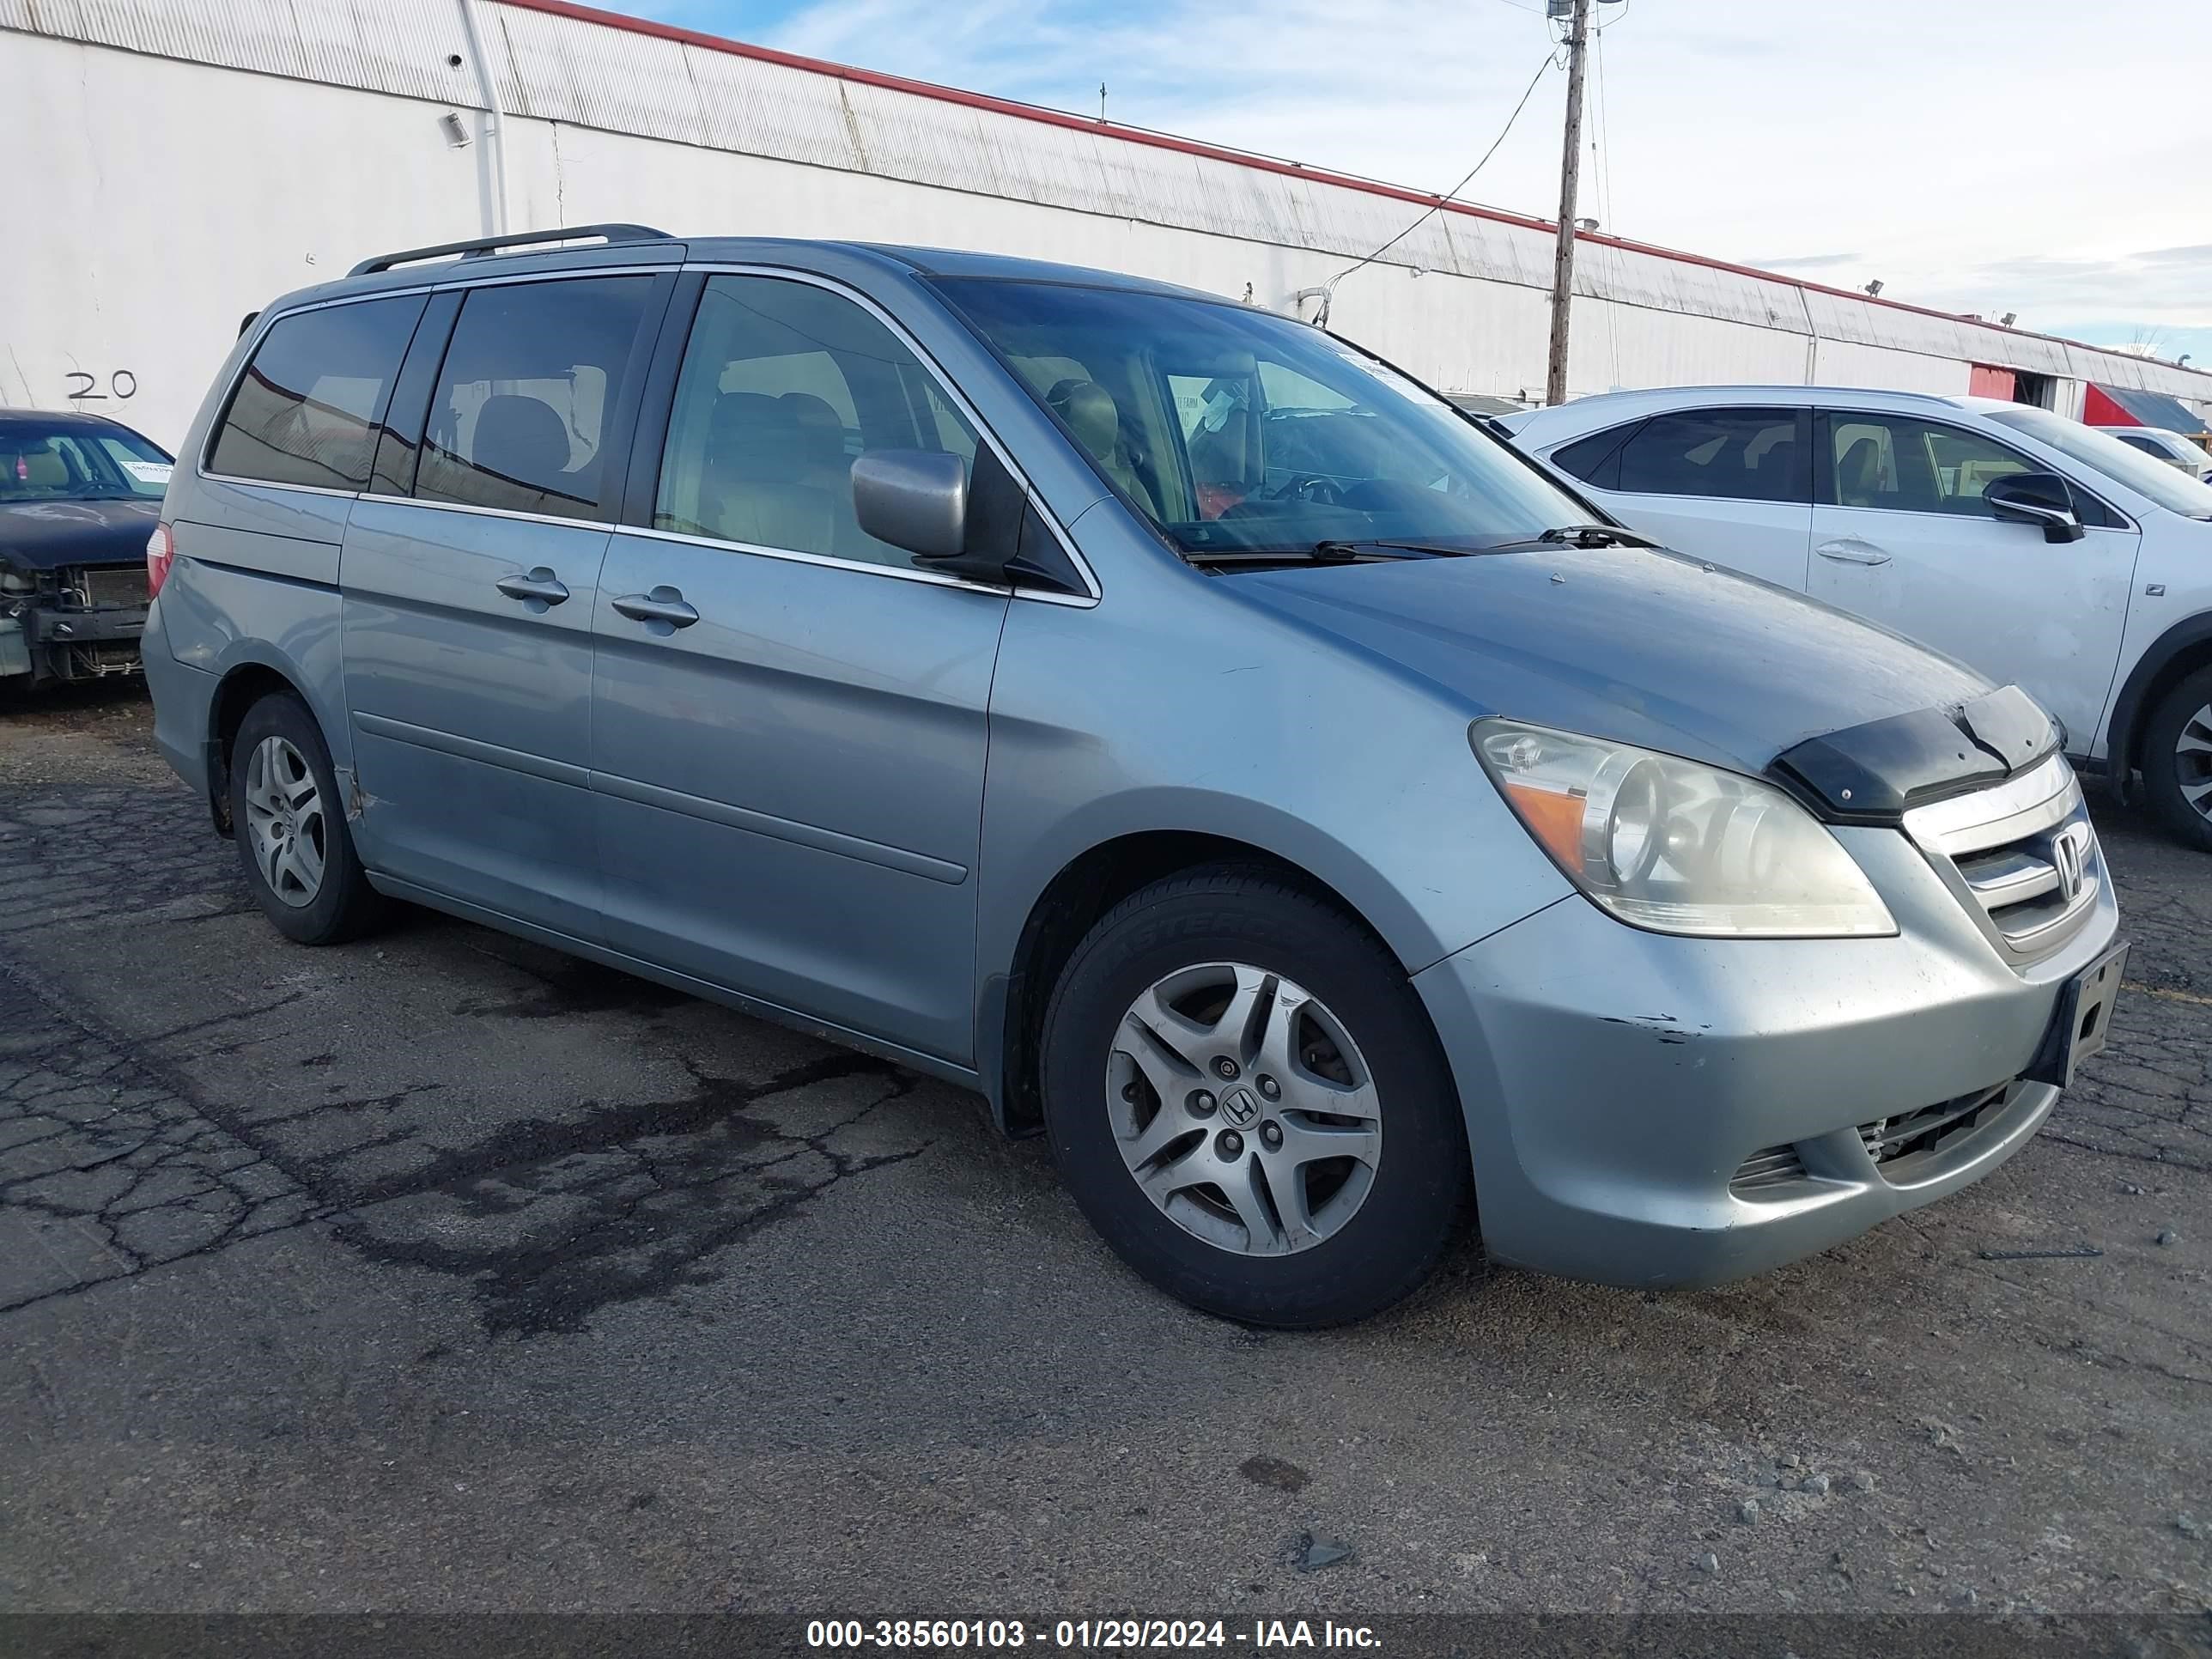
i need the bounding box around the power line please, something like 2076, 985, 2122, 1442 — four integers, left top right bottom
1308, 50, 1559, 324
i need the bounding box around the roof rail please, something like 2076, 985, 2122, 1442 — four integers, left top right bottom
348, 223, 673, 277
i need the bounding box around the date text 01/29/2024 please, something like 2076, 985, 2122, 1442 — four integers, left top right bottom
805, 1620, 1382, 1650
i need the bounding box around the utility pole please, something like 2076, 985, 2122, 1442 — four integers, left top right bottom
1544, 0, 1591, 407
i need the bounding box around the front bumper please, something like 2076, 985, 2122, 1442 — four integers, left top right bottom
6, 598, 148, 681
1413, 817, 2123, 1288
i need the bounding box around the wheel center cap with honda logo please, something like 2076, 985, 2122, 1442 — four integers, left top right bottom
1219, 1085, 1261, 1127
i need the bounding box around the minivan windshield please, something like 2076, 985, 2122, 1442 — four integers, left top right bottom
1983, 405, 2212, 520
935, 279, 1594, 559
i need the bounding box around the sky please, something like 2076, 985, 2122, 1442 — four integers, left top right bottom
603, 0, 2212, 363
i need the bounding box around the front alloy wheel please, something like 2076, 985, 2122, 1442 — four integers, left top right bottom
1041, 866, 1469, 1328
2170, 700, 2212, 826
2142, 665, 2212, 854
1109, 963, 1382, 1257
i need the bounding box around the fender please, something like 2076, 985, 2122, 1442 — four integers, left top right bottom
969, 781, 1576, 1133
199, 632, 355, 833
2103, 609, 2212, 779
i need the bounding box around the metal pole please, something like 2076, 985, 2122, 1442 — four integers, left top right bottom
458, 0, 510, 236
1544, 0, 1590, 407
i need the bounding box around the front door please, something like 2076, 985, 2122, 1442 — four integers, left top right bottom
590, 271, 1010, 1063
342, 272, 666, 938
1805, 409, 2140, 750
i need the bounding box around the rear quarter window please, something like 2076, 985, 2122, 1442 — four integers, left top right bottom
207, 296, 427, 491
1548, 422, 1639, 489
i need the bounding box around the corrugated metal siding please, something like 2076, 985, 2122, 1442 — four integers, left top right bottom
6, 0, 489, 104
496, 3, 702, 143
9, 0, 2212, 408
688, 40, 860, 168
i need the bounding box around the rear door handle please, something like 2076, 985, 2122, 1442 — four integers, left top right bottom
495, 568, 570, 606
1814, 538, 1891, 567
611, 586, 700, 629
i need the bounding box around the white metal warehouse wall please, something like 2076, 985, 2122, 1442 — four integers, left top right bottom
5, 0, 2210, 450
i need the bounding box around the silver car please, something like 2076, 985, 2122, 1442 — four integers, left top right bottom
141, 226, 2125, 1325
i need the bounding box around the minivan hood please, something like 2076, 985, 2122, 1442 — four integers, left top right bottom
1232, 544, 1993, 782
0, 497, 160, 572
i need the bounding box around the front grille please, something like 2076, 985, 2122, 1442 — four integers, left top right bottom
1902, 754, 2098, 960
81, 566, 149, 609
1859, 1080, 2012, 1171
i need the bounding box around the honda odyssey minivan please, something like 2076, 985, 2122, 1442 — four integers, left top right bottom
143, 225, 2125, 1326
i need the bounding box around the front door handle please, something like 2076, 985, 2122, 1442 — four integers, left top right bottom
1814, 538, 1892, 567
611, 586, 701, 629
495, 568, 570, 607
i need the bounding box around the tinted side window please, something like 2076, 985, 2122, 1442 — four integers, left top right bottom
415, 276, 654, 521
1824, 413, 2036, 518
654, 276, 980, 568
1615, 408, 1805, 502
1550, 422, 1638, 489
207, 296, 425, 490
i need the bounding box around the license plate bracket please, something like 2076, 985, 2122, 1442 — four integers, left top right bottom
2026, 940, 2128, 1089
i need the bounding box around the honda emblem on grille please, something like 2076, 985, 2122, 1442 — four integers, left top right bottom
2051, 823, 2089, 903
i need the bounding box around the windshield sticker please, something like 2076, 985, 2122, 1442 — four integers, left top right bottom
1324, 344, 1451, 410
122, 460, 173, 484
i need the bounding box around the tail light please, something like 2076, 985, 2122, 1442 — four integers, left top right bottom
146, 522, 176, 599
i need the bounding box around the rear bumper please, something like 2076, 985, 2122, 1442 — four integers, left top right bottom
1413, 823, 2123, 1288
141, 601, 216, 800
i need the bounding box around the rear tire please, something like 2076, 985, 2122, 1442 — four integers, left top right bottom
2142, 665, 2212, 854
1040, 866, 1469, 1328
228, 691, 386, 945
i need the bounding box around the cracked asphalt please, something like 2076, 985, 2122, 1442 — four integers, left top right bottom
2, 684, 2208, 1622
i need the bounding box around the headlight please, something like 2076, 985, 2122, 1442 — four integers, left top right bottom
0, 563, 33, 595
1473, 720, 1896, 939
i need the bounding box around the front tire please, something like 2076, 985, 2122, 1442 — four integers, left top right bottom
1040, 866, 1470, 1328
228, 691, 386, 945
2142, 665, 2212, 854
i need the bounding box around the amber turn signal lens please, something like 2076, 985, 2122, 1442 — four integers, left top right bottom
1498, 780, 1586, 872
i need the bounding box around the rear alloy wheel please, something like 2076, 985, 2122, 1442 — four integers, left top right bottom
241, 735, 328, 908
228, 692, 387, 944
1042, 866, 1469, 1327
2142, 665, 2212, 854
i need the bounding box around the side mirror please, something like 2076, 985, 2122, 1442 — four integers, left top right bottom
1984, 471, 2085, 544
852, 450, 971, 562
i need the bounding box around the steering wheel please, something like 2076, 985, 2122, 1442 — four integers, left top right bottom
1273, 473, 1347, 507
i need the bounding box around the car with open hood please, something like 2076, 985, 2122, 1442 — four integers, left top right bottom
141, 227, 2124, 1325
0, 410, 173, 690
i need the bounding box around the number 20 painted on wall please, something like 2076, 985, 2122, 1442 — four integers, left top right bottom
64, 371, 138, 402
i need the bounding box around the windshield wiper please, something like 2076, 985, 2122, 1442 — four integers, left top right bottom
1534, 523, 1656, 549
1184, 541, 1431, 568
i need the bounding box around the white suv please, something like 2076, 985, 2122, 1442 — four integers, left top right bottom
2106, 426, 2212, 481
1504, 387, 2212, 849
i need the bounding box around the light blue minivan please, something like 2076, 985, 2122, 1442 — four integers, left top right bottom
143, 225, 2124, 1325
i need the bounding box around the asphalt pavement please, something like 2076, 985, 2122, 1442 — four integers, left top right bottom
2, 684, 2207, 1626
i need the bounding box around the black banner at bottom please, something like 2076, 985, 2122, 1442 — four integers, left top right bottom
2, 1614, 2207, 1659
